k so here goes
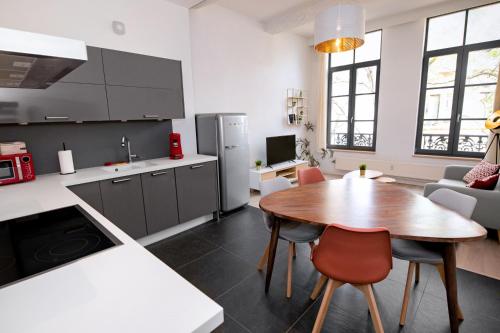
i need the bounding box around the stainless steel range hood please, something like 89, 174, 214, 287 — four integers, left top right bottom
0, 27, 87, 89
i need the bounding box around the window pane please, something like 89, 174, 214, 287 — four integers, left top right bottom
421, 120, 450, 150
330, 96, 349, 121
466, 3, 500, 45
427, 54, 457, 88
331, 50, 354, 67
457, 120, 489, 153
330, 122, 348, 146
331, 70, 350, 96
466, 48, 500, 85
355, 94, 375, 120
355, 30, 382, 63
424, 88, 454, 119
353, 121, 374, 147
356, 66, 377, 94
427, 11, 466, 51
461, 85, 496, 119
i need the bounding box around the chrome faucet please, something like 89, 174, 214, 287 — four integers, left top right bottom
121, 136, 138, 163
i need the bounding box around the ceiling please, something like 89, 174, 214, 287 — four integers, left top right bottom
167, 0, 463, 36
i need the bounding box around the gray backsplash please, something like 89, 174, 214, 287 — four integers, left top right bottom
0, 121, 172, 174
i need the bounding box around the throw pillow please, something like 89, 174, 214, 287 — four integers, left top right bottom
463, 160, 500, 183
467, 174, 500, 190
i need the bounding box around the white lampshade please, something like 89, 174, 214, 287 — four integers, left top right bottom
314, 3, 365, 53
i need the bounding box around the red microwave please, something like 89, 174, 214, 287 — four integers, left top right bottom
0, 153, 36, 186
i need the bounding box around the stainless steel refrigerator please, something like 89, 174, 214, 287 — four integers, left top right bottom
195, 113, 249, 212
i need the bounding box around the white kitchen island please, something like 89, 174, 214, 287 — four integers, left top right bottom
0, 155, 223, 333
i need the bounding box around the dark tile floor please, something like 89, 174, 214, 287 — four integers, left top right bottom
146, 206, 500, 333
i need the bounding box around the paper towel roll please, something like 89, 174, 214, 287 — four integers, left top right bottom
58, 150, 75, 174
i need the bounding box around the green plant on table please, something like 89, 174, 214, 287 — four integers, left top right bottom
255, 160, 262, 168
359, 163, 367, 171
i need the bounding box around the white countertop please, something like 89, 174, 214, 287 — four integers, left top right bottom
0, 154, 223, 333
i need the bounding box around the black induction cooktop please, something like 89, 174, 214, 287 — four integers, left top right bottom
0, 205, 121, 289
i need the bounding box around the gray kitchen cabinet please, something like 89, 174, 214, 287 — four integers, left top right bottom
68, 182, 104, 214
106, 85, 184, 120
102, 49, 183, 90
175, 161, 218, 223
100, 175, 148, 239
60, 46, 105, 84
0, 82, 109, 124
141, 169, 179, 234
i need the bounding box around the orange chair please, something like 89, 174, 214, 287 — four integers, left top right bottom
298, 167, 326, 186
310, 224, 392, 333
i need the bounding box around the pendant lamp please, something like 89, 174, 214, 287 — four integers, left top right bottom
314, 2, 365, 53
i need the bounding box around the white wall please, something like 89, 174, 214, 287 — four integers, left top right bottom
188, 5, 312, 164
0, 0, 195, 152
309, 20, 479, 182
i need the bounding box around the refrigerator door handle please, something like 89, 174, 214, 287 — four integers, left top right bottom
224, 145, 240, 149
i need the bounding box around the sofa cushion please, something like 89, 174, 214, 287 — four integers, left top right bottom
463, 160, 500, 183
438, 179, 467, 188
467, 174, 500, 190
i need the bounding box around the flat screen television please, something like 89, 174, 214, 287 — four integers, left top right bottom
266, 135, 296, 166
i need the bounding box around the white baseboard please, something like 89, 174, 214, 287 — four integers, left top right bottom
137, 214, 214, 247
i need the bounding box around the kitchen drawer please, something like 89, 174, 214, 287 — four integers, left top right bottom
141, 169, 179, 234
0, 82, 109, 124
68, 182, 104, 214
175, 161, 218, 223
106, 85, 184, 120
100, 175, 148, 239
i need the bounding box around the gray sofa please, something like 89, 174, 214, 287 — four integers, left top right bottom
424, 165, 500, 232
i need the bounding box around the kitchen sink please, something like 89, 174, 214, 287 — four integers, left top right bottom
101, 161, 153, 172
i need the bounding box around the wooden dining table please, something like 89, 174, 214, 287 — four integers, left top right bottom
259, 179, 487, 333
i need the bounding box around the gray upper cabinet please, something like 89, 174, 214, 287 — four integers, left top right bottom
0, 82, 109, 124
106, 85, 184, 120
141, 169, 179, 234
68, 182, 104, 214
102, 49, 183, 90
100, 175, 148, 239
175, 161, 218, 223
59, 46, 105, 84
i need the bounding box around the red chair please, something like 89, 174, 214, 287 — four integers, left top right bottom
298, 167, 326, 186
310, 224, 392, 333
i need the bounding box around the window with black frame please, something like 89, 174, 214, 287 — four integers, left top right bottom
327, 30, 382, 151
416, 2, 500, 157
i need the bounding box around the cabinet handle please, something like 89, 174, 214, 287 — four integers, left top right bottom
112, 178, 131, 183
45, 116, 69, 120
143, 114, 159, 119
151, 171, 168, 177
190, 164, 205, 169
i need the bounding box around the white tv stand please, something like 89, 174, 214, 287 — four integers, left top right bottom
249, 160, 309, 191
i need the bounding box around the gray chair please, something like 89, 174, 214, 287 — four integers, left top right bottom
392, 188, 477, 326
257, 177, 324, 298
424, 165, 500, 239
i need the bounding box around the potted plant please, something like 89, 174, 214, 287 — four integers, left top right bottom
255, 160, 262, 170
359, 163, 367, 177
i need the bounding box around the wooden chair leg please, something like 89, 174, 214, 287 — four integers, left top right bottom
257, 243, 269, 271
287, 242, 293, 298
357, 284, 384, 333
415, 263, 420, 284
400, 262, 416, 326
436, 264, 464, 321
312, 279, 343, 333
310, 274, 328, 300
292, 242, 297, 258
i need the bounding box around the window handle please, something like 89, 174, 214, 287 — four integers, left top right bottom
350, 116, 354, 123
456, 114, 461, 122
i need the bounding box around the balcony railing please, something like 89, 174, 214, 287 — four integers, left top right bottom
330, 133, 373, 147
421, 134, 488, 153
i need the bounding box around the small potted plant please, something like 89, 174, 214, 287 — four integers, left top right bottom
255, 160, 262, 170
359, 163, 367, 177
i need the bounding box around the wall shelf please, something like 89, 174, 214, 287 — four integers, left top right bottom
286, 88, 307, 126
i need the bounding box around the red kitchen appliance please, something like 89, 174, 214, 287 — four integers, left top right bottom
0, 153, 36, 186
169, 132, 184, 159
